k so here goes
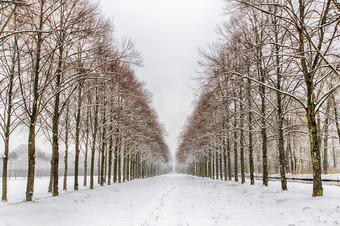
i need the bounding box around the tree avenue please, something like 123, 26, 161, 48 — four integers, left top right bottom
0, 0, 170, 202
176, 0, 339, 197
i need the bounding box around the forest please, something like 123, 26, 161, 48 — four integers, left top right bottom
0, 0, 170, 202
176, 0, 340, 197
1, 0, 340, 225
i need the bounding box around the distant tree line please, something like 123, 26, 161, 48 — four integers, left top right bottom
0, 0, 170, 202
176, 0, 339, 197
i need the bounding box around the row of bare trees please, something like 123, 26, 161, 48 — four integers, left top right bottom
176, 0, 339, 197
0, 0, 170, 202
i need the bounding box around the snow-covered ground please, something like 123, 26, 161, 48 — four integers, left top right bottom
1, 173, 340, 226
271, 173, 340, 180
0, 176, 98, 203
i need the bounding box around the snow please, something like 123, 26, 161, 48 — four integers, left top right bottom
271, 173, 340, 181
1, 176, 98, 203
1, 173, 340, 226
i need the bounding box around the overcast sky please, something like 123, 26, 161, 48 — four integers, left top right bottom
95, 0, 225, 157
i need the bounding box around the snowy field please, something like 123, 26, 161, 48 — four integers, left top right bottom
1, 173, 340, 226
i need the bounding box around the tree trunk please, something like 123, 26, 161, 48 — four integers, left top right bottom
48, 161, 53, 193
287, 133, 294, 174
2, 56, 16, 201
239, 90, 245, 184
136, 153, 140, 179
277, 114, 287, 190
141, 160, 145, 178
83, 105, 90, 186
97, 141, 101, 184
26, 120, 37, 201
104, 144, 107, 183
107, 134, 113, 185
2, 84, 12, 201
2, 0, 20, 202
233, 106, 238, 182
117, 139, 122, 183
306, 102, 323, 196
247, 78, 255, 185
51, 88, 60, 196
90, 89, 99, 189
100, 98, 107, 186
215, 152, 218, 179
323, 99, 330, 174
332, 94, 340, 146
219, 152, 223, 180
223, 139, 227, 181
298, 0, 323, 197
26, 4, 44, 200
63, 105, 69, 191
260, 80, 268, 186
113, 133, 119, 183
208, 153, 212, 178
130, 154, 135, 180
74, 80, 83, 191
332, 141, 336, 168
50, 51, 64, 196
123, 148, 126, 182
274, 22, 287, 190
2, 123, 10, 201
126, 154, 131, 181
227, 136, 232, 180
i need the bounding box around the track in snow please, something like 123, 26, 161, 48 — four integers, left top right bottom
142, 177, 176, 226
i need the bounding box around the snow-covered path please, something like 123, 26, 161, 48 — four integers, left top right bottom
1, 173, 340, 226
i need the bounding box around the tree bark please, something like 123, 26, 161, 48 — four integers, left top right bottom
239, 87, 245, 184
74, 80, 83, 191
247, 78, 255, 185
298, 0, 323, 196
260, 73, 268, 186
273, 15, 287, 190
215, 152, 218, 179
233, 100, 238, 182
26, 119, 37, 201
26, 2, 44, 200
100, 97, 107, 186
219, 152, 223, 180
208, 153, 212, 178
323, 99, 331, 174
126, 153, 130, 181
223, 138, 227, 181
83, 104, 90, 186
51, 84, 60, 196
306, 101, 323, 196
332, 141, 336, 168
50, 39, 65, 196
332, 94, 340, 151
117, 138, 122, 183
113, 131, 120, 183
2, 57, 15, 201
97, 138, 101, 184
90, 89, 99, 189
1, 0, 19, 203
107, 98, 114, 185
63, 104, 69, 191
227, 136, 232, 180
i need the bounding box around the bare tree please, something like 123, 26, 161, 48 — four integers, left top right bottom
0, 2, 23, 200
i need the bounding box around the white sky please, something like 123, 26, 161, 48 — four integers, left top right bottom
95, 0, 225, 157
